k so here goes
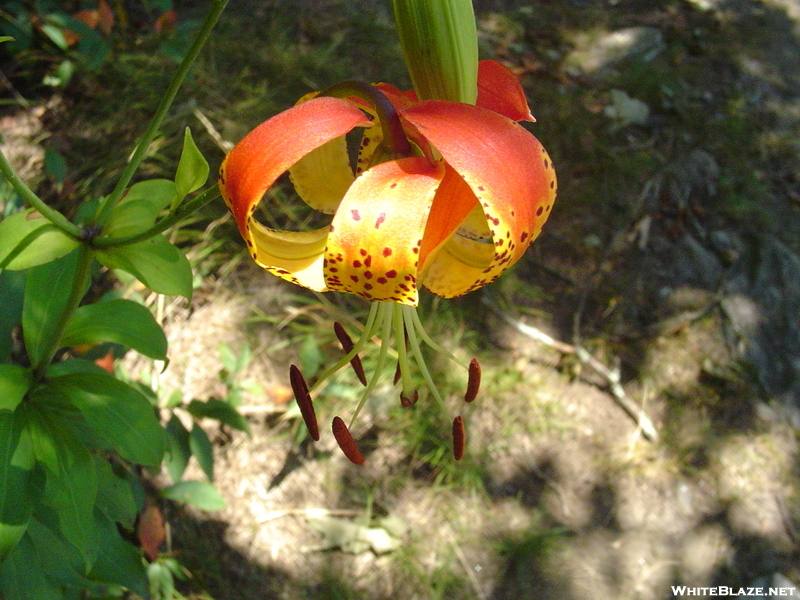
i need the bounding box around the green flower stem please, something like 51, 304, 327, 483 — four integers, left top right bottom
92, 186, 220, 249
94, 0, 229, 226
0, 145, 81, 238
392, 0, 478, 103
32, 244, 94, 379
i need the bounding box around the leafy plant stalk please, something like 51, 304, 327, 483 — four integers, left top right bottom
31, 244, 94, 379
92, 187, 220, 249
94, 0, 230, 226
0, 146, 81, 239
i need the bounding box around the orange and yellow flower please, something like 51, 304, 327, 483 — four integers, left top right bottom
218, 60, 556, 463
219, 60, 556, 305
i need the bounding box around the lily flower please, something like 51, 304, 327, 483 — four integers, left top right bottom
219, 60, 556, 464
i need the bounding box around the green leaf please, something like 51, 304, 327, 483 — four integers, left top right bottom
0, 270, 26, 364
45, 357, 112, 378
26, 516, 90, 592
88, 510, 149, 597
22, 250, 82, 367
173, 127, 209, 211
164, 414, 191, 483
0, 208, 79, 271
94, 457, 139, 529
0, 365, 32, 411
0, 532, 62, 600
40, 23, 68, 50
161, 480, 226, 510
96, 234, 193, 299
48, 372, 166, 467
103, 179, 176, 238
148, 560, 175, 600
186, 398, 250, 433
24, 401, 98, 569
0, 409, 36, 560
189, 424, 214, 482
0, 36, 14, 44
44, 149, 67, 183
61, 298, 168, 360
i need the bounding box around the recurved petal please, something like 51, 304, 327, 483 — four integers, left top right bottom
220, 96, 369, 226
289, 135, 355, 214
402, 101, 557, 297
218, 96, 370, 288
477, 60, 535, 122
417, 164, 484, 273
374, 82, 419, 111
248, 221, 329, 291
324, 157, 445, 305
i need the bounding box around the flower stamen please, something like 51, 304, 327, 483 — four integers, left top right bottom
289, 364, 319, 441
290, 301, 478, 462
400, 390, 419, 407
465, 357, 481, 403
452, 415, 466, 461
333, 321, 367, 386
332, 416, 365, 465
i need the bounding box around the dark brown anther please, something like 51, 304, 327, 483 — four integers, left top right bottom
332, 416, 365, 465
452, 415, 466, 461
464, 358, 481, 403
400, 390, 418, 407
334, 322, 367, 386
289, 365, 319, 441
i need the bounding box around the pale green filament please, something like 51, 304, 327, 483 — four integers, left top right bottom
401, 305, 446, 410
348, 302, 395, 427
408, 306, 464, 367
310, 300, 469, 429
392, 302, 414, 397
310, 300, 382, 392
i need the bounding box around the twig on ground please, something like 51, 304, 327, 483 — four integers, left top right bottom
483, 297, 659, 442
193, 107, 234, 153
448, 528, 488, 600
255, 507, 364, 524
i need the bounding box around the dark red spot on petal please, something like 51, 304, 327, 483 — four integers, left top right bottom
383, 247, 393, 257
351, 210, 361, 221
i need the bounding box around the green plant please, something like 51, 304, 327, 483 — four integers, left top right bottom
0, 0, 199, 91
0, 2, 233, 598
